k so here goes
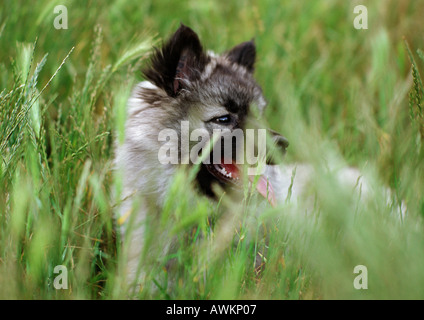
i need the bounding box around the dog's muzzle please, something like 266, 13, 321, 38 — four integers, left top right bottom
266, 129, 289, 165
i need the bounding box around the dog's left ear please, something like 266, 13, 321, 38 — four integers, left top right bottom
143, 24, 209, 97
225, 40, 256, 73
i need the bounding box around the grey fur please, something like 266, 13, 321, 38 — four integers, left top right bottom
114, 26, 405, 293
114, 26, 268, 290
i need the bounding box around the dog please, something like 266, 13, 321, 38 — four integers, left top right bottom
114, 24, 293, 290
114, 24, 403, 293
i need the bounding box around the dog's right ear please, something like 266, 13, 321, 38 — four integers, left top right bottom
225, 40, 256, 73
143, 24, 209, 97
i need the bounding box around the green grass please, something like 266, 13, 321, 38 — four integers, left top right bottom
1, 0, 424, 299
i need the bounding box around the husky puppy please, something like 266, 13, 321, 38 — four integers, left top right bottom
114, 24, 291, 289
114, 24, 400, 291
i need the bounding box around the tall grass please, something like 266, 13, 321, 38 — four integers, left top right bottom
1, 0, 424, 299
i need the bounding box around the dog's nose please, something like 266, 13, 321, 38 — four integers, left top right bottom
273, 134, 289, 151
266, 129, 289, 164
268, 129, 289, 152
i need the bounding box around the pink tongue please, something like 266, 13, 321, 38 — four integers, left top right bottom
221, 159, 276, 207
248, 175, 276, 207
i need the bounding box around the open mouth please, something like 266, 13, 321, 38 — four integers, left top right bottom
205, 160, 241, 185
204, 158, 276, 206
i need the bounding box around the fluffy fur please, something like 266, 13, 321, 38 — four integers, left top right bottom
114, 25, 399, 291
115, 24, 274, 288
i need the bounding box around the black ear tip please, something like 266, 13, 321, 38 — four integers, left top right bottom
245, 40, 256, 52
177, 23, 188, 32
245, 40, 256, 55
178, 22, 191, 30
175, 23, 196, 36
250, 39, 256, 48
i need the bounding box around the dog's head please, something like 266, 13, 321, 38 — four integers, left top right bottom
141, 24, 288, 205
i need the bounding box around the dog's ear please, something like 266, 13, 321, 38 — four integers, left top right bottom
143, 24, 208, 97
226, 40, 256, 73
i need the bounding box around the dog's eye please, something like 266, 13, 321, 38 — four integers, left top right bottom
212, 115, 232, 124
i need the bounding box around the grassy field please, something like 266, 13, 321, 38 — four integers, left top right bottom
1, 0, 424, 299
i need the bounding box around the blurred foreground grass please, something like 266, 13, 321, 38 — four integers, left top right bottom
1, 0, 424, 299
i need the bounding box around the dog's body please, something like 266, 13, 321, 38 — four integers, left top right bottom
114, 25, 399, 292
115, 24, 286, 288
